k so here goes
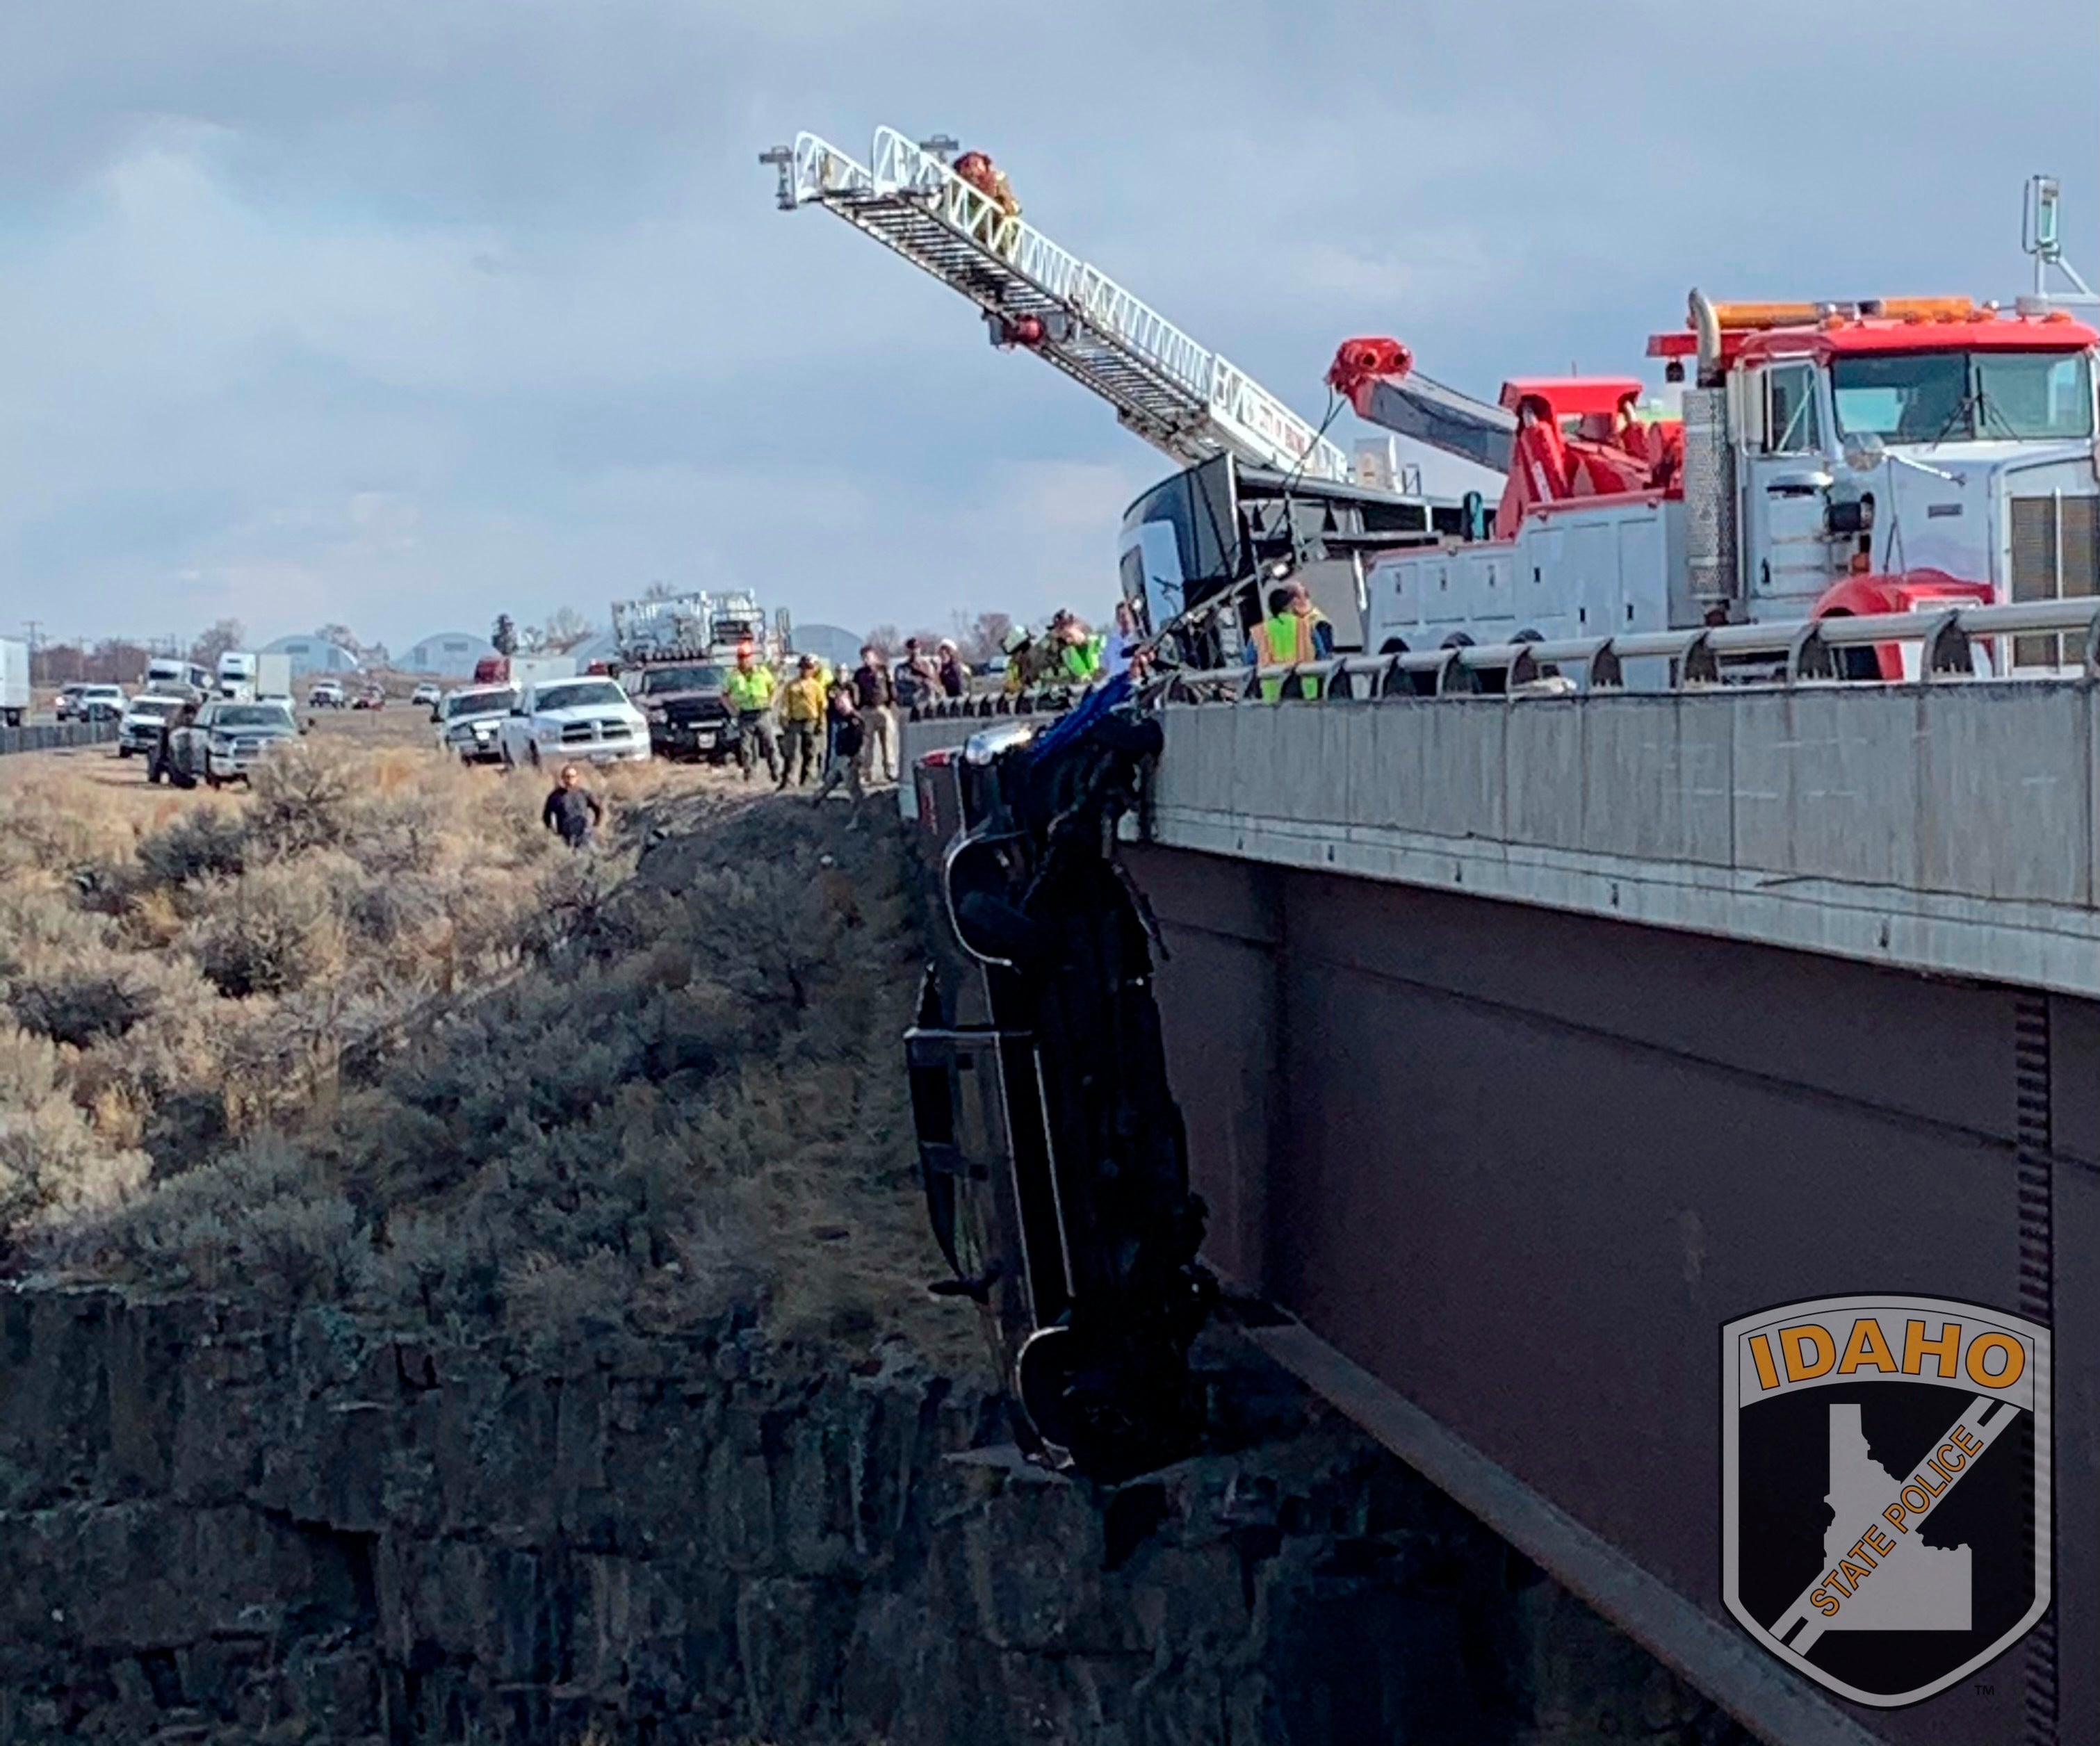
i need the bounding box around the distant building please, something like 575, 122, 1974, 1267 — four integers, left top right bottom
401, 631, 498, 678
260, 635, 362, 676
794, 622, 864, 670
569, 630, 622, 671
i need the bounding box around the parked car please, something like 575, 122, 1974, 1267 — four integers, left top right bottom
116, 693, 186, 758
307, 680, 347, 708
54, 683, 90, 721
494, 676, 650, 772
434, 685, 516, 764
158, 700, 300, 788
67, 683, 130, 722
410, 682, 443, 710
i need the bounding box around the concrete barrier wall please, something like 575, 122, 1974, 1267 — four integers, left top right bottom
904, 687, 2100, 994
0, 720, 118, 757
1146, 684, 2100, 996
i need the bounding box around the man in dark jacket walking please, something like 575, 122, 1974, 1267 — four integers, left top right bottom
542, 762, 604, 849
812, 689, 866, 819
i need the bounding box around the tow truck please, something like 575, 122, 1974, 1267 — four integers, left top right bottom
1332, 286, 2099, 686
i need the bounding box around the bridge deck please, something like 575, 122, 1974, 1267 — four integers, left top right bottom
1145, 684, 2100, 998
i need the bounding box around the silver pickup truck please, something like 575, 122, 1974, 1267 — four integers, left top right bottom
157, 699, 299, 788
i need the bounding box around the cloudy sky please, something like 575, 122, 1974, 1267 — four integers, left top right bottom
2, 1, 2093, 653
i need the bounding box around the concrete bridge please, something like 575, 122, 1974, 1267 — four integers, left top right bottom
901, 680, 2099, 1746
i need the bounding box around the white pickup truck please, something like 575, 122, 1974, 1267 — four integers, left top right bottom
494, 676, 650, 772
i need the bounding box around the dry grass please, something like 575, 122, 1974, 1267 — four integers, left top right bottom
0, 737, 972, 1373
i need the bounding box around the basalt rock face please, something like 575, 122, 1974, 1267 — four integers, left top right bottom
0, 1289, 1752, 1746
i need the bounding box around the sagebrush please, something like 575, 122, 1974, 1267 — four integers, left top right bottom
0, 742, 962, 1368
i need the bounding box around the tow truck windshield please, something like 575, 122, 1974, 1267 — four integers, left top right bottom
637, 664, 726, 695
1831, 349, 2094, 444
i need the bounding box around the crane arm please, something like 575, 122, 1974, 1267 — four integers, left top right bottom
1327, 336, 1516, 477
767, 127, 1352, 485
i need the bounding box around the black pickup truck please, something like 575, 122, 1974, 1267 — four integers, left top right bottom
628, 660, 738, 762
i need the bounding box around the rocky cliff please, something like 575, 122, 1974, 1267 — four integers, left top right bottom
0, 1287, 1752, 1746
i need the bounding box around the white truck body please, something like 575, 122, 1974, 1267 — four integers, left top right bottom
254, 653, 293, 703
0, 638, 28, 726
494, 676, 650, 770
611, 594, 714, 661
506, 654, 578, 691
145, 657, 211, 695
216, 651, 259, 699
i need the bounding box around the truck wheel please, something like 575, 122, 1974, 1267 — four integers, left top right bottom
528, 744, 542, 770
204, 769, 221, 790
117, 744, 132, 758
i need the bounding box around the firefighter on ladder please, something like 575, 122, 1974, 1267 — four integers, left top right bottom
1246, 571, 1332, 701
953, 149, 1020, 255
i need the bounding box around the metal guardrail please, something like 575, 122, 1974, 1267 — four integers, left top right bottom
1153, 597, 2100, 702
0, 719, 120, 756
900, 601, 2100, 731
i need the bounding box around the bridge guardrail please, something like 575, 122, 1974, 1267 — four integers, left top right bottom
0, 720, 120, 757
1152, 596, 2100, 702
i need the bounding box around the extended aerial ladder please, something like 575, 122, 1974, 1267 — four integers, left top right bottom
761, 126, 1353, 487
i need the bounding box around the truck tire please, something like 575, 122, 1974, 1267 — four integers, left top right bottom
528, 743, 542, 770
117, 744, 132, 758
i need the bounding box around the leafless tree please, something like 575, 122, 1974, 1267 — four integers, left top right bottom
189, 617, 247, 669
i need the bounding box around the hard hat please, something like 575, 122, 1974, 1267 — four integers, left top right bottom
1002, 626, 1029, 653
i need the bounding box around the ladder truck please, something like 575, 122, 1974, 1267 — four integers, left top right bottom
763, 127, 1457, 655
763, 125, 1360, 487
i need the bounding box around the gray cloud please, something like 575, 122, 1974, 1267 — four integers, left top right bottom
1, 0, 2092, 649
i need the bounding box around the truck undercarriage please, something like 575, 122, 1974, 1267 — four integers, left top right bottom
905, 683, 1215, 1479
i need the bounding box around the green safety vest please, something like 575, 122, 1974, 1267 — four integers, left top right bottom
725, 665, 776, 712
1251, 613, 1321, 701
1060, 636, 1104, 682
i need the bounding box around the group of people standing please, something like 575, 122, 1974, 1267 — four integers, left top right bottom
722, 642, 916, 819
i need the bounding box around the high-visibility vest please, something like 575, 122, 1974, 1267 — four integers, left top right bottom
726, 665, 776, 712
1060, 636, 1104, 682
1250, 613, 1320, 701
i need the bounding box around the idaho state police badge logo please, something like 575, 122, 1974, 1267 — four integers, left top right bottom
1721, 1296, 2050, 1707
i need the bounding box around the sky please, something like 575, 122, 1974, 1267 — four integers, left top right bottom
1, 1, 2094, 654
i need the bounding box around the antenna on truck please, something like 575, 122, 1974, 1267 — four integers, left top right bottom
2021, 174, 2096, 311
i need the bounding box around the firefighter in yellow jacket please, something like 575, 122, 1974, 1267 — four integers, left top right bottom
778, 655, 828, 790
